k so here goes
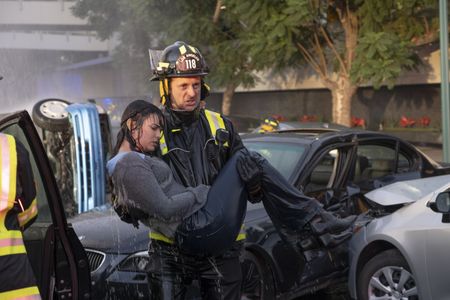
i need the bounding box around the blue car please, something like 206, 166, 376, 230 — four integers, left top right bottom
32, 98, 109, 215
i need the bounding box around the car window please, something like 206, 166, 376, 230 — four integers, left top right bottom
243, 141, 306, 179
303, 149, 338, 193
355, 144, 410, 182
2, 123, 52, 222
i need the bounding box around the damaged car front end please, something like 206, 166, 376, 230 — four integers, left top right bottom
348, 174, 450, 300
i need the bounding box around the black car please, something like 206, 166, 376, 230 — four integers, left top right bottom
240, 129, 449, 299
0, 110, 91, 299
70, 129, 449, 299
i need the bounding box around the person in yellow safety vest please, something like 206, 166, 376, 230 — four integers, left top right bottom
258, 116, 280, 133
0, 133, 40, 300
144, 41, 252, 300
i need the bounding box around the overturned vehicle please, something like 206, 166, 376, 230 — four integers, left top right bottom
31, 98, 111, 216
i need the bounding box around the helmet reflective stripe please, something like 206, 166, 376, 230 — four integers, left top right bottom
0, 134, 16, 214
18, 198, 38, 228
157, 62, 170, 70
188, 45, 197, 53
179, 45, 187, 55
0, 286, 41, 299
204, 110, 228, 147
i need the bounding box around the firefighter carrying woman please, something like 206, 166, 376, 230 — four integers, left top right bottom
108, 41, 356, 300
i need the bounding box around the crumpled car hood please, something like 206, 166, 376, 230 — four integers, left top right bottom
365, 174, 450, 206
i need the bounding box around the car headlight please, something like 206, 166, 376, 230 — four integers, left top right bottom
117, 251, 149, 272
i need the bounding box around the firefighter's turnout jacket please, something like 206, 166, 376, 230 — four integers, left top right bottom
150, 108, 246, 244
0, 133, 40, 300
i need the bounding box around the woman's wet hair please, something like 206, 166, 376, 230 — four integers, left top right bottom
113, 100, 164, 156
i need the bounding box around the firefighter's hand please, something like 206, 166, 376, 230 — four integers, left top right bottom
114, 204, 148, 229
237, 155, 263, 203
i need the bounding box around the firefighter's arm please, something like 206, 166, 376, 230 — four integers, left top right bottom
222, 116, 245, 155
15, 141, 38, 230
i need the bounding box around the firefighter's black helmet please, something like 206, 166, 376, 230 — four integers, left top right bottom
154, 41, 209, 79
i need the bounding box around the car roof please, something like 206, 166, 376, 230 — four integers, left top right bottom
242, 129, 416, 148
252, 121, 350, 133
278, 121, 349, 130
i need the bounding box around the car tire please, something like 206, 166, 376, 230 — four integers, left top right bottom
241, 250, 275, 300
32, 98, 71, 132
357, 249, 418, 300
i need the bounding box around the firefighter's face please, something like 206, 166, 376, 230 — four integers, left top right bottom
132, 114, 161, 152
169, 76, 201, 111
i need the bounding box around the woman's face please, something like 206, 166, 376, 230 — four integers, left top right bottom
132, 113, 162, 153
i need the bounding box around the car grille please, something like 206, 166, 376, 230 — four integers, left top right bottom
85, 249, 106, 273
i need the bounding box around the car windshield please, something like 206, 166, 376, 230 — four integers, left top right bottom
243, 141, 306, 179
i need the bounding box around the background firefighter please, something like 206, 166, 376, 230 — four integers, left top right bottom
258, 116, 280, 133
0, 133, 40, 300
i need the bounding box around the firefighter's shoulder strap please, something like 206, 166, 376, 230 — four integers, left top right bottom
159, 109, 227, 155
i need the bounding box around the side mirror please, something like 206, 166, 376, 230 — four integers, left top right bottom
429, 191, 450, 213
428, 191, 450, 223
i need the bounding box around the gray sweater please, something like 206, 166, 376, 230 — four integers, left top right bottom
108, 152, 209, 238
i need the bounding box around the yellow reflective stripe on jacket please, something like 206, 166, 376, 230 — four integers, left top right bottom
159, 132, 168, 155
150, 228, 245, 244
0, 230, 26, 256
149, 231, 174, 244
0, 285, 41, 300
0, 134, 17, 214
236, 224, 246, 241
160, 109, 229, 155
18, 198, 38, 228
236, 233, 246, 241
204, 110, 228, 147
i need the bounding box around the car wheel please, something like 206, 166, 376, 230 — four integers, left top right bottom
357, 249, 418, 300
32, 98, 71, 132
241, 250, 275, 300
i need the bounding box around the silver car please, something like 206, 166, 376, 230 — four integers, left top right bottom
348, 174, 450, 300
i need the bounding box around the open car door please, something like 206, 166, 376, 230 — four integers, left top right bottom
0, 111, 91, 299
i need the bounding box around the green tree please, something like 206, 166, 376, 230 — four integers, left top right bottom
72, 0, 258, 115
225, 0, 438, 125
